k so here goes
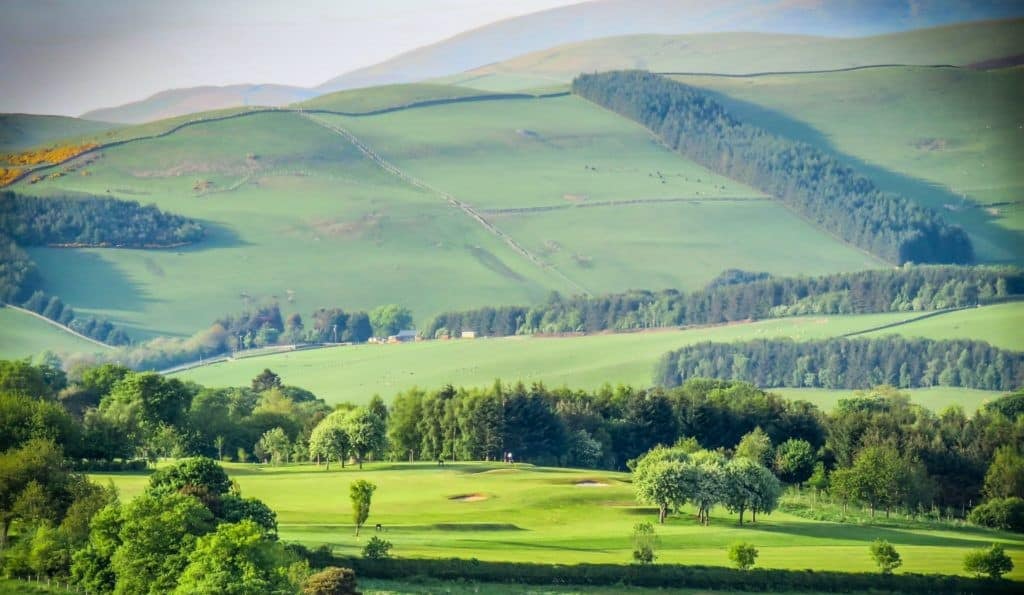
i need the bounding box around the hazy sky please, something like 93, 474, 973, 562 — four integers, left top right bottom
0, 0, 583, 116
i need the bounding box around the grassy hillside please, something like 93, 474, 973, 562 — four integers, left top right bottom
295, 83, 502, 112
319, 3, 1024, 92
668, 66, 1024, 264
175, 310, 1008, 410
80, 84, 314, 124
0, 114, 117, 152
0, 306, 105, 360
772, 387, 1004, 414
92, 462, 1024, 578
16, 110, 566, 338
461, 19, 1024, 87
12, 91, 877, 337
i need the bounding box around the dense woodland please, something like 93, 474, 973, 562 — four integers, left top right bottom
425, 265, 1023, 337
572, 71, 974, 265
0, 191, 203, 248
657, 337, 1024, 391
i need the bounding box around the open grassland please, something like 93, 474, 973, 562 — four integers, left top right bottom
0, 306, 103, 360
90, 462, 1024, 579
464, 19, 1024, 83
14, 110, 568, 338
670, 66, 1024, 264
13, 92, 878, 337
322, 95, 763, 210
295, 83, 503, 112
492, 200, 881, 294
177, 309, 1005, 410
859, 301, 1024, 350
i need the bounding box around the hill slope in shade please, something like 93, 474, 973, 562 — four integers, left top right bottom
0, 307, 105, 359
457, 18, 1024, 86
318, 1, 1024, 93
667, 66, 1024, 263
80, 84, 315, 124
0, 114, 118, 152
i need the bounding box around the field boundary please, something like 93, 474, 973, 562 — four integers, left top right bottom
1, 304, 113, 350
480, 195, 767, 215
655, 63, 961, 78
298, 113, 590, 295
840, 306, 971, 338
1, 91, 569, 188
325, 555, 1019, 593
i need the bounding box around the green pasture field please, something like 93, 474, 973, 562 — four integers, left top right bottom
858, 301, 1024, 350
177, 309, 1004, 410
295, 83, 500, 112
12, 91, 879, 338
0, 306, 104, 360
14, 110, 567, 338
90, 462, 1024, 580
321, 94, 763, 210
467, 19, 1024, 81
492, 200, 882, 294
670, 66, 1024, 264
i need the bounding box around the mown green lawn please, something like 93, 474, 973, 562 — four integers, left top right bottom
90, 462, 1024, 580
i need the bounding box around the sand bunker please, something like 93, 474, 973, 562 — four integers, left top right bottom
575, 480, 610, 487
449, 493, 488, 502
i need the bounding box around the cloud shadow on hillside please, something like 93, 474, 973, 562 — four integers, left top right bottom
694, 88, 1024, 264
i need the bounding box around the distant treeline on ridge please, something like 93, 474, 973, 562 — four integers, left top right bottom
571, 71, 974, 265
656, 336, 1024, 392
424, 265, 1023, 337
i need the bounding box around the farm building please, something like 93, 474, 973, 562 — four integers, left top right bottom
388, 329, 419, 343
460, 330, 477, 339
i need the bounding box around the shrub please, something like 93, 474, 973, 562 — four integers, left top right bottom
963, 543, 1014, 579
969, 497, 1024, 532
631, 522, 658, 564
303, 566, 360, 595
361, 537, 392, 560
870, 539, 902, 575
728, 542, 758, 570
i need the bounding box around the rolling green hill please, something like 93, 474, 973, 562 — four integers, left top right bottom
174, 308, 1012, 410
10, 89, 877, 338
455, 19, 1024, 87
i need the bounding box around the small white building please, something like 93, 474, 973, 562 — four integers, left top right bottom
460, 330, 477, 339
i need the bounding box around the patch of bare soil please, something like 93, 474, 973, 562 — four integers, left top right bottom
449, 493, 488, 502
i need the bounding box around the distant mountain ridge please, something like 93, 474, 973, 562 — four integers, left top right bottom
80, 84, 315, 124
77, 0, 1024, 124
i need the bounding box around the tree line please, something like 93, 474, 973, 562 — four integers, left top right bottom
2, 356, 1021, 531
0, 190, 203, 248
571, 71, 974, 265
424, 265, 1022, 337
0, 190, 206, 345
657, 336, 1024, 392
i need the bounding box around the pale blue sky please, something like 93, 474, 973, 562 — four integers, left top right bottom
0, 0, 582, 116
